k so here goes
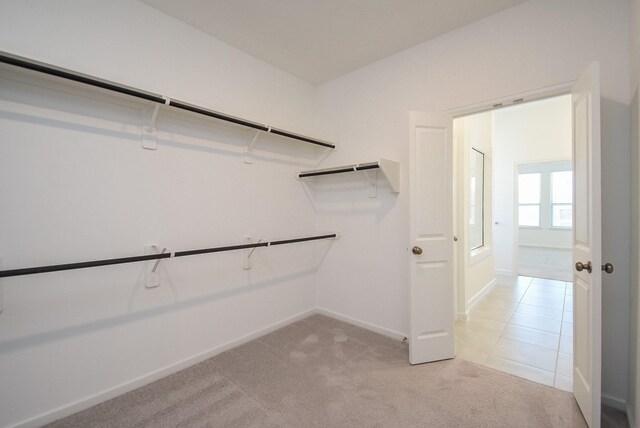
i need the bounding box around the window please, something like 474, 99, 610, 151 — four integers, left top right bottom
551, 171, 572, 228
469, 148, 484, 250
518, 173, 541, 227
517, 161, 572, 229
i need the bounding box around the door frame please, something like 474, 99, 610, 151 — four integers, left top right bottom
446, 81, 575, 118
447, 81, 575, 318
446, 76, 602, 427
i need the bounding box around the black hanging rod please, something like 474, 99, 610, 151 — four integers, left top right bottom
0, 233, 337, 279
298, 162, 380, 178
0, 51, 336, 149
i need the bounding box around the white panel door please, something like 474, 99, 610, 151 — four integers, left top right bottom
409, 111, 455, 365
572, 63, 602, 428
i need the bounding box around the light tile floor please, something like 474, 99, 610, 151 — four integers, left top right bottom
456, 275, 573, 391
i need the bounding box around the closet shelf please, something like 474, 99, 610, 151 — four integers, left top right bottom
298, 159, 400, 193
0, 51, 335, 149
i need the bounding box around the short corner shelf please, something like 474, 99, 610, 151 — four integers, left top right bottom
298, 159, 400, 193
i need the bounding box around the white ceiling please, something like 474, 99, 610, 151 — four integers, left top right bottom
141, 0, 526, 85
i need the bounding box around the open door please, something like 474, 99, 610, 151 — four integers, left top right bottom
572, 62, 602, 427
409, 111, 455, 365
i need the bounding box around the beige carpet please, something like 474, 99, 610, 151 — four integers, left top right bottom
48, 314, 587, 427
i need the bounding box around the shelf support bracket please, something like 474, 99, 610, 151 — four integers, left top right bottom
145, 245, 166, 288
243, 237, 263, 269
142, 96, 170, 150
362, 167, 378, 198
244, 129, 264, 164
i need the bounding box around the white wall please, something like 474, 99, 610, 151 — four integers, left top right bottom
633, 0, 640, 96
454, 112, 495, 316
630, 88, 639, 428
314, 0, 631, 408
0, 1, 330, 426
492, 96, 572, 277
629, 0, 640, 424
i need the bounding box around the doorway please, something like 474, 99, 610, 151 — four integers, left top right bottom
453, 95, 574, 391
517, 160, 573, 281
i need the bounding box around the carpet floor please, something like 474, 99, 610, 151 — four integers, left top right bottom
47, 314, 587, 427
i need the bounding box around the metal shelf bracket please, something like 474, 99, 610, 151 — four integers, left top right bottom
243, 236, 263, 269
145, 245, 167, 288
243, 130, 264, 164
362, 168, 378, 198
142, 96, 170, 150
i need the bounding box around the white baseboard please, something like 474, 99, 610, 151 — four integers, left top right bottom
602, 393, 627, 411
466, 278, 497, 313
314, 307, 408, 341
10, 308, 316, 428
456, 311, 468, 321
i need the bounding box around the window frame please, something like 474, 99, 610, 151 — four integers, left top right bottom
550, 170, 573, 229
469, 148, 485, 251
517, 172, 542, 228
517, 161, 572, 230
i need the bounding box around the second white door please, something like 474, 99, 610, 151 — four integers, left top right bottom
409, 111, 455, 365
572, 62, 602, 428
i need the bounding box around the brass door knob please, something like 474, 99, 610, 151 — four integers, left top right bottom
412, 246, 423, 255
602, 263, 614, 274
575, 261, 592, 273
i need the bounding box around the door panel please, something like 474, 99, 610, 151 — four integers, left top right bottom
574, 95, 590, 245
572, 62, 601, 428
409, 112, 455, 365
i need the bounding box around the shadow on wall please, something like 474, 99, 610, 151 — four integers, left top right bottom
0, 69, 332, 168
0, 240, 336, 356
600, 96, 632, 405
298, 171, 399, 222
0, 70, 339, 357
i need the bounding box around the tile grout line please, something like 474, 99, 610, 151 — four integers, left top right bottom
466, 277, 569, 385
492, 277, 537, 368
558, 280, 574, 388
499, 276, 532, 335
551, 281, 568, 387
498, 276, 539, 341
487, 277, 561, 386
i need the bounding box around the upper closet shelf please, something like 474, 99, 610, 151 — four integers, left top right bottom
0, 51, 335, 149
298, 159, 400, 193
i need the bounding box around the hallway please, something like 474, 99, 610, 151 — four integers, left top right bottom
456, 276, 573, 390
